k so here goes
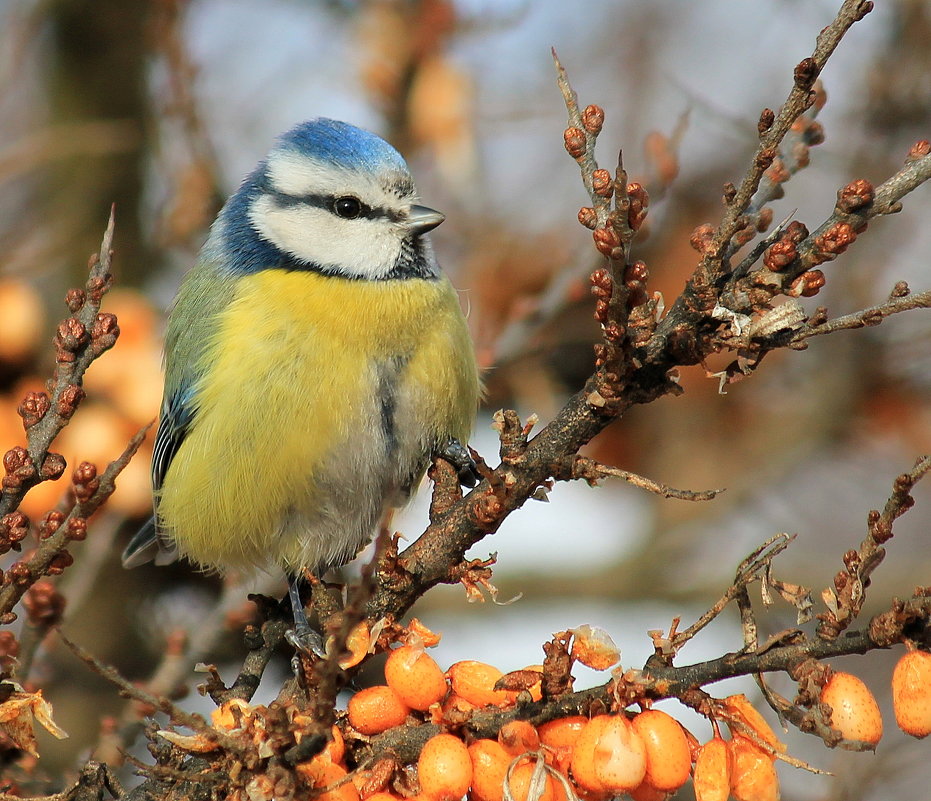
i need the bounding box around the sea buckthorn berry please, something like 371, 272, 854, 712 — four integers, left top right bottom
498, 719, 540, 755
820, 671, 883, 746
570, 715, 611, 794
468, 739, 510, 801
892, 649, 931, 738
385, 645, 448, 711
418, 733, 471, 801
693, 736, 731, 801
447, 661, 513, 707
308, 762, 361, 801
508, 758, 555, 801
628, 778, 669, 801
347, 685, 409, 735
539, 715, 588, 749
630, 710, 691, 792
728, 738, 778, 801
592, 715, 647, 794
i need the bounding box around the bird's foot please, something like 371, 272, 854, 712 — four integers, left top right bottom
439, 437, 480, 488
286, 624, 325, 657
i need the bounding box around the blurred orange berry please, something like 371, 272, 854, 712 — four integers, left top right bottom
498, 719, 539, 756
0, 279, 44, 363
385, 646, 448, 711
892, 649, 931, 738
364, 793, 402, 801
693, 735, 732, 801
418, 733, 472, 801
347, 685, 410, 735
630, 710, 691, 791
628, 778, 669, 801
728, 737, 779, 801
820, 671, 883, 746
447, 661, 514, 708
467, 738, 510, 801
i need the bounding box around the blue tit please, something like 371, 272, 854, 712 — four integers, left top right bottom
123, 118, 481, 650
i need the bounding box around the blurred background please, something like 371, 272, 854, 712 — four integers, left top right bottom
1, 0, 930, 796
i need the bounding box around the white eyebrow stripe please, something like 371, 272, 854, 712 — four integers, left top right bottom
265, 150, 407, 212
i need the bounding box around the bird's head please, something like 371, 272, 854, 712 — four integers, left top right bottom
213, 118, 444, 280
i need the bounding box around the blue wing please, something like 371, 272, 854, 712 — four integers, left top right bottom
121, 386, 196, 568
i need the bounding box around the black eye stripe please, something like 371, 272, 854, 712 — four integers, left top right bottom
265, 190, 403, 223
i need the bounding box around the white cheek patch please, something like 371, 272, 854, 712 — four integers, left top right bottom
249, 195, 404, 280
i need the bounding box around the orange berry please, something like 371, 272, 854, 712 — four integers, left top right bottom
820, 671, 883, 746
693, 736, 732, 801
365, 793, 402, 801
385, 646, 448, 711
418, 733, 472, 801
447, 661, 514, 707
569, 715, 611, 794
468, 739, 510, 801
630, 710, 691, 791
592, 715, 647, 794
347, 685, 410, 735
539, 715, 588, 750
628, 778, 669, 801
728, 737, 779, 801
508, 758, 555, 801
892, 649, 931, 738
498, 720, 540, 755
304, 762, 361, 801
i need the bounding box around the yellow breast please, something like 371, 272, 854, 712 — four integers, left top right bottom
156, 269, 479, 572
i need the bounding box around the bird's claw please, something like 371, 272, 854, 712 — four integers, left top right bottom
439, 438, 480, 488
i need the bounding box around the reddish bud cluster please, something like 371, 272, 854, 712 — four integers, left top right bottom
624, 261, 650, 308
54, 318, 89, 364
763, 221, 808, 272
793, 57, 820, 90
65, 288, 86, 313
39, 510, 65, 540
581, 105, 605, 135
788, 270, 826, 298
563, 127, 586, 159
40, 452, 66, 481
72, 462, 100, 503
91, 312, 120, 356
836, 179, 874, 213
592, 169, 613, 198
67, 517, 88, 541
907, 140, 930, 161
3, 447, 36, 490
689, 223, 716, 255
578, 207, 597, 230
590, 269, 613, 328
86, 273, 112, 304
593, 227, 621, 259
5, 561, 32, 587
18, 391, 50, 430
56, 384, 85, 420
814, 221, 858, 260
23, 580, 65, 626
722, 182, 737, 204
45, 550, 74, 576
0, 512, 29, 555
757, 108, 775, 136
627, 183, 649, 232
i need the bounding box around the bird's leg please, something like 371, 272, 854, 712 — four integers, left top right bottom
285, 575, 325, 657
438, 437, 480, 488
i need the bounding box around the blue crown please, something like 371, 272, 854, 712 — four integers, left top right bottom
275, 118, 409, 175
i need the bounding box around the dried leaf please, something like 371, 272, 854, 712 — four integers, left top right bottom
0, 684, 68, 756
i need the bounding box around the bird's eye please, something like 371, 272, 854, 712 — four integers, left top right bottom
333, 196, 363, 219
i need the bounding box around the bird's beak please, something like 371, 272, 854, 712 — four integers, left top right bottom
407, 205, 445, 235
